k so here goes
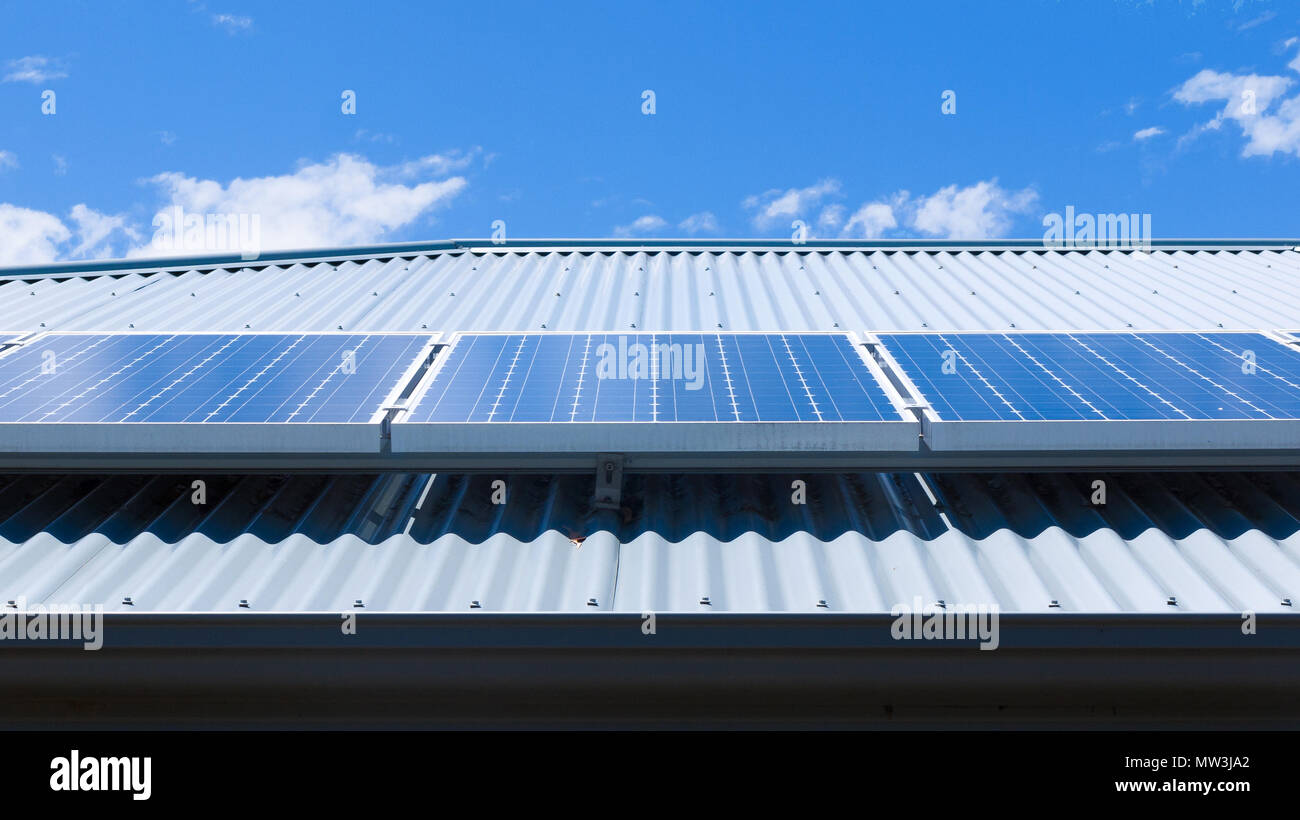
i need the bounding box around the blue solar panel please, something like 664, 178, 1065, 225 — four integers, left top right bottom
406, 333, 900, 423
877, 332, 1300, 421
0, 333, 26, 345
0, 333, 433, 423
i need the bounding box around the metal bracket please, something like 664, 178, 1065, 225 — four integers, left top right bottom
592, 454, 624, 511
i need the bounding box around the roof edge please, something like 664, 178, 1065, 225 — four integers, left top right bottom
2, 237, 1299, 280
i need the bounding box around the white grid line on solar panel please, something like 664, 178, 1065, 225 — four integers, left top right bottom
875, 332, 1300, 422
0, 333, 434, 423
406, 332, 900, 423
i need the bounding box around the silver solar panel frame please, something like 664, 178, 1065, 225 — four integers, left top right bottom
390, 330, 922, 463
0, 331, 441, 455
867, 329, 1300, 452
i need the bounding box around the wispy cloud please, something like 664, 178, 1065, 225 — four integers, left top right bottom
825, 180, 1037, 240
742, 178, 841, 229
613, 214, 668, 237
678, 211, 719, 235
0, 151, 17, 172
2, 55, 67, 84
1236, 10, 1275, 32
1172, 43, 1300, 157
1133, 126, 1166, 141
211, 13, 253, 34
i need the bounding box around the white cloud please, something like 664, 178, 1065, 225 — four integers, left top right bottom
842, 201, 898, 239
910, 180, 1038, 239
678, 211, 719, 235
1133, 126, 1166, 141
0, 204, 69, 265
613, 214, 668, 237
129, 152, 467, 256
67, 204, 139, 259
2, 55, 67, 84
1236, 11, 1275, 31
52, 155, 67, 176
212, 13, 253, 33
0, 204, 134, 266
0, 151, 17, 172
743, 178, 841, 229
1172, 49, 1300, 157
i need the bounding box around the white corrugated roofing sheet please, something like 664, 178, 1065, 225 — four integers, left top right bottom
1, 243, 1297, 334
1, 471, 1297, 614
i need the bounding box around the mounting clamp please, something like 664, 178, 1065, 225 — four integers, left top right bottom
592, 454, 624, 511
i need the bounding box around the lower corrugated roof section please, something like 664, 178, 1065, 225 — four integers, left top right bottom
0, 471, 1298, 614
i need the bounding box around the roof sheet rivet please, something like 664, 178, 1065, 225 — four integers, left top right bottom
716, 323, 723, 328
1166, 596, 1178, 606
1232, 289, 1238, 294
239, 599, 250, 608
814, 290, 820, 295
1218, 323, 1224, 327
816, 599, 828, 608
921, 322, 928, 327
893, 290, 900, 295
833, 322, 839, 327
541, 323, 547, 328
470, 600, 481, 609
699, 596, 712, 606
631, 323, 636, 328
970, 291, 975, 295
555, 292, 561, 297
337, 324, 343, 330
372, 291, 378, 296
122, 596, 134, 606
244, 323, 250, 329
191, 292, 196, 297
1282, 598, 1293, 607
935, 600, 946, 609
1049, 599, 1060, 608
421, 323, 427, 329
39, 322, 45, 327
353, 599, 364, 608
1074, 290, 1080, 295
1126, 323, 1133, 328
586, 597, 598, 607
111, 291, 116, 296
128, 323, 134, 328
1010, 323, 1016, 328
5, 600, 15, 608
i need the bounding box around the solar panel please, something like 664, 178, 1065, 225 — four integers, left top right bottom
0, 332, 437, 454
874, 331, 1300, 452
392, 332, 917, 462
0, 333, 28, 345
405, 332, 900, 422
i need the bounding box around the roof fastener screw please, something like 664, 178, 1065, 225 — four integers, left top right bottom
631, 323, 636, 328
470, 600, 481, 609
128, 323, 134, 328
239, 599, 250, 608
337, 324, 343, 330
894, 290, 900, 295
541, 323, 547, 328
699, 596, 712, 606
5, 600, 15, 608
244, 323, 250, 328
1283, 598, 1293, 607
935, 600, 946, 609
716, 322, 723, 328
1049, 600, 1060, 608
122, 597, 134, 606
1166, 596, 1178, 606
372, 291, 378, 296
353, 599, 364, 608
816, 599, 828, 608
421, 323, 427, 329
586, 597, 599, 607
111, 291, 116, 296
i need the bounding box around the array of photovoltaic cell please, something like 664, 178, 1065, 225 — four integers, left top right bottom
406, 333, 900, 423
0, 333, 433, 423
877, 332, 1300, 421
0, 333, 26, 345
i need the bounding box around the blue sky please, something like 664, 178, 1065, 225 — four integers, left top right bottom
1, 0, 1298, 263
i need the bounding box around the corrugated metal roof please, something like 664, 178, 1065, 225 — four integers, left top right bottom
2, 471, 1296, 614
1, 241, 1298, 619
1, 241, 1298, 334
